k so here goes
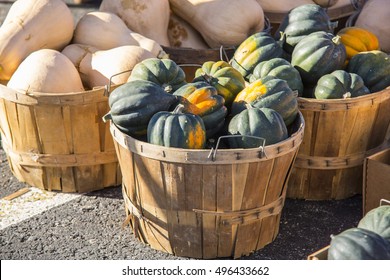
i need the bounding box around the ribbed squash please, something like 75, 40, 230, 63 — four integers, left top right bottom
147, 104, 206, 149
192, 60, 246, 108
173, 82, 227, 138
230, 32, 284, 79
232, 76, 298, 126
337, 27, 380, 62
275, 4, 337, 54
127, 57, 186, 93
314, 70, 370, 99
328, 228, 390, 260
291, 31, 346, 85
248, 58, 304, 96
228, 106, 288, 148
105, 80, 180, 136
347, 50, 390, 93
358, 205, 390, 242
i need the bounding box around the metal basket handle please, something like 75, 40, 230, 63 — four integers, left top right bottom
208, 135, 266, 161
104, 69, 133, 96
380, 199, 390, 206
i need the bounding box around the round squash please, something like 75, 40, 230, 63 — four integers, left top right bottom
291, 31, 347, 85
347, 50, 390, 93
232, 76, 298, 126
230, 32, 284, 79
314, 70, 370, 99
328, 227, 390, 260
275, 4, 338, 54
228, 106, 288, 148
173, 82, 227, 138
193, 60, 246, 108
358, 205, 390, 242
106, 80, 180, 136
337, 26, 380, 62
147, 104, 206, 149
127, 57, 187, 93
7, 49, 84, 93
248, 57, 304, 96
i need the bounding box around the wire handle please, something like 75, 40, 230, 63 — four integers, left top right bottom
208, 135, 266, 161
380, 199, 390, 206
104, 69, 132, 96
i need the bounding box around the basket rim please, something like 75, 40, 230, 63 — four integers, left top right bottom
298, 87, 390, 111
110, 112, 305, 164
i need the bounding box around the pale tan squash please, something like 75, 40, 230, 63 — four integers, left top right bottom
256, 0, 314, 13
73, 11, 167, 58
62, 44, 156, 89
0, 0, 74, 80
7, 49, 84, 93
168, 11, 209, 49
313, 0, 339, 7
355, 0, 390, 52
169, 0, 265, 48
99, 0, 170, 46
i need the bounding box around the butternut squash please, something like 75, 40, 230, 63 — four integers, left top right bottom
73, 11, 168, 58
169, 0, 265, 48
256, 0, 315, 13
7, 49, 84, 93
62, 44, 155, 89
0, 0, 74, 80
168, 11, 209, 49
99, 0, 170, 47
355, 0, 390, 52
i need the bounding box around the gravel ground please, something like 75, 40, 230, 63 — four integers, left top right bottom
0, 0, 363, 260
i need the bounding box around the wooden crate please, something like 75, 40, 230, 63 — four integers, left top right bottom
288, 88, 390, 200
0, 84, 121, 193
363, 148, 390, 215
111, 113, 304, 259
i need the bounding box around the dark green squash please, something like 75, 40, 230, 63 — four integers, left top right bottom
358, 205, 390, 242
347, 50, 390, 93
192, 60, 245, 108
147, 104, 206, 149
291, 31, 346, 85
232, 76, 298, 126
228, 106, 288, 148
127, 57, 186, 93
248, 57, 304, 96
275, 3, 337, 54
328, 227, 390, 260
230, 32, 284, 79
314, 70, 370, 99
105, 80, 180, 136
173, 81, 227, 138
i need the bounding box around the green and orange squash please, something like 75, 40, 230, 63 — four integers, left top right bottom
147, 104, 206, 149
232, 76, 298, 126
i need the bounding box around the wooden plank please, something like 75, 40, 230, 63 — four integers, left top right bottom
201, 165, 218, 259
216, 164, 233, 257
233, 160, 273, 258
135, 155, 172, 254
2, 187, 30, 201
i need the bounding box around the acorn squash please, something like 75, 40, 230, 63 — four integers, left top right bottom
147, 104, 206, 149
228, 106, 288, 148
358, 205, 390, 242
248, 57, 304, 96
127, 57, 187, 93
314, 70, 370, 99
193, 60, 246, 108
232, 76, 298, 126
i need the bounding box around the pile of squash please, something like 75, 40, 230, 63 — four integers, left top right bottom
327, 204, 390, 260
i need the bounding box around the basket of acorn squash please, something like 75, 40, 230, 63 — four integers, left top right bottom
103, 50, 305, 258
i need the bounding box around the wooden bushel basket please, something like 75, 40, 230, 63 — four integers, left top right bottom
111, 113, 304, 259
288, 88, 390, 200
0, 84, 121, 193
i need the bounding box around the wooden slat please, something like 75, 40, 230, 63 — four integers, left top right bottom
2, 187, 30, 201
